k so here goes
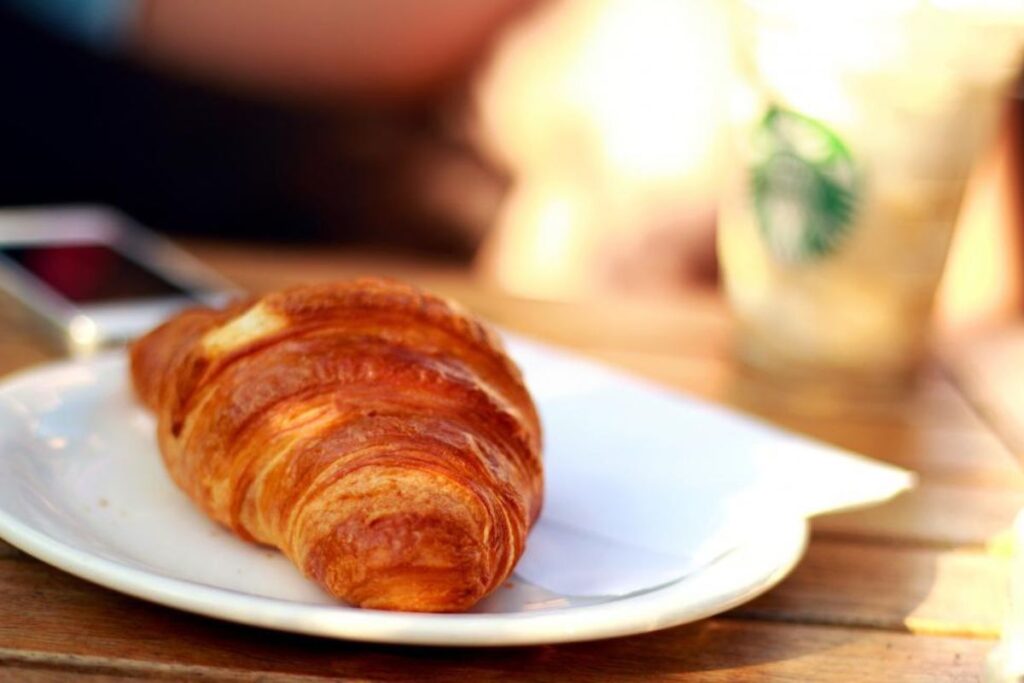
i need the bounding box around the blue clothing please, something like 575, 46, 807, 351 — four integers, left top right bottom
4, 0, 134, 49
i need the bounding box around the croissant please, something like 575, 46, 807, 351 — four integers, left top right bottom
129, 278, 543, 612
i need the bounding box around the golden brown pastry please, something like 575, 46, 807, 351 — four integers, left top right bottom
129, 278, 543, 612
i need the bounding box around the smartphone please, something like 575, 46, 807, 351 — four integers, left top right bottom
0, 206, 240, 354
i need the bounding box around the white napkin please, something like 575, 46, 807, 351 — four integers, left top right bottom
506, 337, 915, 597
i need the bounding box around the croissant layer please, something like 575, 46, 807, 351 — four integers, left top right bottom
130, 278, 543, 612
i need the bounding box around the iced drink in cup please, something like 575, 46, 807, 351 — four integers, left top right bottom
719, 0, 1024, 390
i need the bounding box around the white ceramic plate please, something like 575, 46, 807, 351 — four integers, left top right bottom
0, 342, 819, 646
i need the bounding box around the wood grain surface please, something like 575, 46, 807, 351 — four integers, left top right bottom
0, 241, 1017, 681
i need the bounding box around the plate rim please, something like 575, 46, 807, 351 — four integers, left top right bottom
0, 353, 810, 647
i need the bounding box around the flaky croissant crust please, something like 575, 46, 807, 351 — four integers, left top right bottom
130, 278, 542, 612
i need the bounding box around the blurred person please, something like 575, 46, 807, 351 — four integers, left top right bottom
0, 0, 540, 256
472, 0, 729, 300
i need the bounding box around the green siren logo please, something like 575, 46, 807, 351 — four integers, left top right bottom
750, 106, 859, 263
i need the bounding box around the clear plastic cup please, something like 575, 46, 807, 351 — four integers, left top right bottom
719, 0, 1024, 391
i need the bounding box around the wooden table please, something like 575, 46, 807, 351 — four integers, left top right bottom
1, 242, 1021, 681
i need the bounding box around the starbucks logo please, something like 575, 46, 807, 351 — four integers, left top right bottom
750, 106, 859, 263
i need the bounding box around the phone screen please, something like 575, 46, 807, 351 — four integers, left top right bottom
0, 243, 192, 303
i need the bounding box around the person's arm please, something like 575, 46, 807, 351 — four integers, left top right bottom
132, 0, 538, 103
